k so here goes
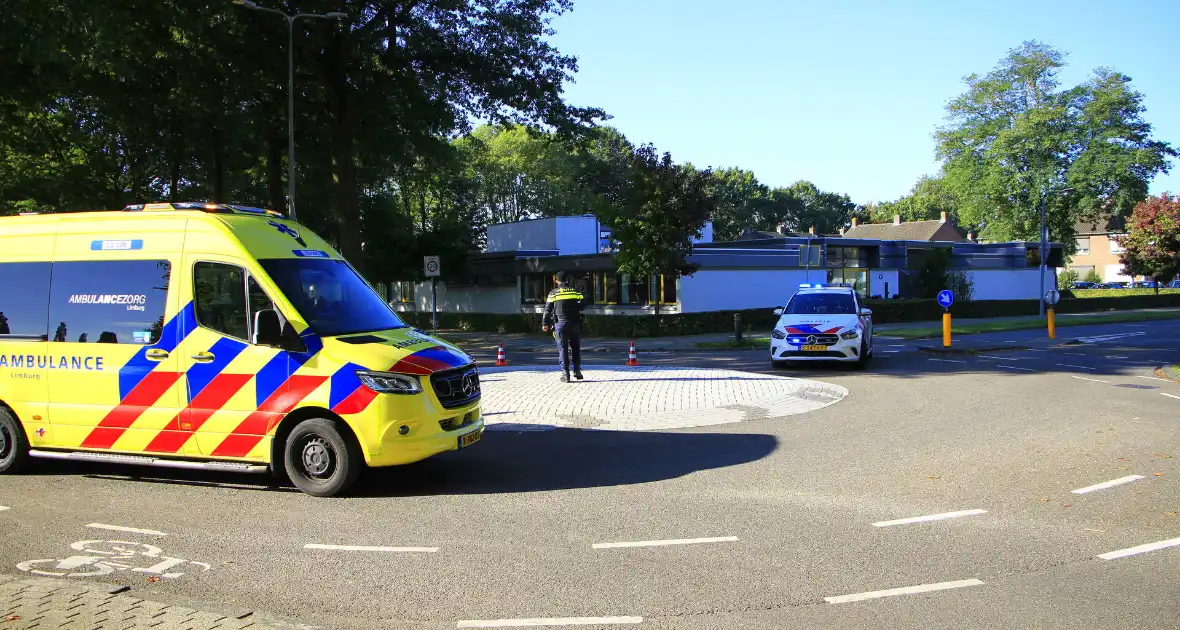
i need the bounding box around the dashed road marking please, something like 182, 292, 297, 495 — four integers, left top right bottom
592, 536, 739, 549
1097, 537, 1180, 560
927, 359, 966, 364
998, 365, 1036, 372
872, 509, 987, 528
978, 355, 1021, 360
1064, 353, 1087, 356
1105, 356, 1129, 359
825, 579, 984, 604
304, 544, 439, 553
0, 506, 9, 512
1069, 375, 1110, 384
85, 523, 167, 536
1058, 364, 1096, 370
1071, 475, 1145, 494
1162, 393, 1180, 401
457, 617, 643, 627
1135, 376, 1172, 382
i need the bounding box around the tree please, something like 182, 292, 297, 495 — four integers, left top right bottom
1118, 193, 1180, 283
787, 181, 859, 235
1057, 268, 1079, 289
935, 41, 1175, 254
707, 168, 769, 241
872, 175, 960, 224
597, 145, 714, 329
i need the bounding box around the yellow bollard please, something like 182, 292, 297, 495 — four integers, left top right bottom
1047, 307, 1056, 339
943, 312, 952, 347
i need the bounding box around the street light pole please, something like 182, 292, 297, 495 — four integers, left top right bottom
232, 1, 346, 223
1038, 186, 1076, 318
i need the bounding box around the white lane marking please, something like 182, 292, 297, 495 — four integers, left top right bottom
1026, 349, 1046, 352
1064, 353, 1087, 356
1077, 332, 1146, 343
1162, 393, 1180, 401
304, 544, 439, 553
978, 355, 1021, 360
1069, 375, 1110, 384
1097, 537, 1180, 560
457, 617, 643, 628
872, 509, 987, 528
1058, 363, 1096, 370
825, 579, 984, 604
592, 536, 739, 549
998, 365, 1036, 371
1003, 341, 1017, 343
1105, 355, 1129, 359
0, 506, 9, 512
1071, 475, 1145, 494
1135, 376, 1171, 382
879, 350, 901, 354
85, 523, 167, 536
927, 359, 966, 364
877, 337, 905, 340
885, 344, 907, 347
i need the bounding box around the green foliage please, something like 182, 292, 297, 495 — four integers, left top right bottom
872, 175, 961, 224
1083, 268, 1103, 284
1072, 288, 1180, 298
1057, 269, 1080, 289
1118, 193, 1180, 282
910, 248, 973, 300
935, 41, 1176, 255
786, 180, 861, 235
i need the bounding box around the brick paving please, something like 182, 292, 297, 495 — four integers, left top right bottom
0, 575, 319, 630
479, 366, 847, 432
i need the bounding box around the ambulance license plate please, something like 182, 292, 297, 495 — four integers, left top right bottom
458, 431, 482, 449
800, 345, 827, 351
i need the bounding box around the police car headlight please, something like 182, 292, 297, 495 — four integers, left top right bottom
357, 371, 422, 395
840, 330, 860, 340
771, 329, 787, 340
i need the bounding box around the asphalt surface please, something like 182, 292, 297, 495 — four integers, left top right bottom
2, 318, 1178, 629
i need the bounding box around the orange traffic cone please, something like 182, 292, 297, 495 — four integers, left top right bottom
626, 340, 639, 366
495, 341, 508, 367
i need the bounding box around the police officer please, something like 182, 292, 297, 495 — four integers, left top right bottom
541, 271, 584, 383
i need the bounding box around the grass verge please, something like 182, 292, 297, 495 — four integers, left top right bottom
880, 310, 1180, 340
695, 336, 770, 349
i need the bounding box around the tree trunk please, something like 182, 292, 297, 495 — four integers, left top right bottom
267, 126, 285, 212
331, 123, 363, 272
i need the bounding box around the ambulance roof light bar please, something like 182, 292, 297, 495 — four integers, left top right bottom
123, 202, 286, 217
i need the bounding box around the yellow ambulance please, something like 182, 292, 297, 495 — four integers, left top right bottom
0, 202, 483, 496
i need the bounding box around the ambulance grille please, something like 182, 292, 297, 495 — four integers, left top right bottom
430, 365, 480, 410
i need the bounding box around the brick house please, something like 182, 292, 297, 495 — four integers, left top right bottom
1064, 216, 1135, 282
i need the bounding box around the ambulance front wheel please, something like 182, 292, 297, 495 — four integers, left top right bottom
0, 407, 31, 474
283, 418, 363, 497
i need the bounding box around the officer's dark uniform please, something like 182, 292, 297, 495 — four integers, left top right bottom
542, 281, 584, 382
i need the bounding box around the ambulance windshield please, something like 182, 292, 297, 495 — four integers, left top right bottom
259, 258, 407, 337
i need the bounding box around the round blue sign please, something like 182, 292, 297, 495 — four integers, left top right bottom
937, 290, 955, 308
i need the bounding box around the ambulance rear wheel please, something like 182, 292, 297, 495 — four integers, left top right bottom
0, 408, 31, 474
284, 418, 362, 497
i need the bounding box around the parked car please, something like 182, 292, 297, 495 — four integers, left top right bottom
1167, 280, 1180, 289
1094, 282, 1125, 289
1131, 281, 1159, 289
1069, 281, 1096, 289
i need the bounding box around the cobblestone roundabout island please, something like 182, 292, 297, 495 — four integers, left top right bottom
478, 366, 849, 432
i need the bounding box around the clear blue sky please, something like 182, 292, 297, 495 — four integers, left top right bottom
549, 0, 1180, 204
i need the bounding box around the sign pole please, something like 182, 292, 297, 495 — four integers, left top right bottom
937, 289, 955, 348
431, 277, 438, 332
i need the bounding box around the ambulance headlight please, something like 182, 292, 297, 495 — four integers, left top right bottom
357, 371, 422, 394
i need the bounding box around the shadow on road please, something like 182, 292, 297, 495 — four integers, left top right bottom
354, 428, 778, 497
18, 428, 777, 498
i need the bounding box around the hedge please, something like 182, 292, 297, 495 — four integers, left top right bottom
398, 293, 1180, 337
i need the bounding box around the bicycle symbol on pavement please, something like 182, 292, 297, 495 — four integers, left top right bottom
17, 540, 211, 580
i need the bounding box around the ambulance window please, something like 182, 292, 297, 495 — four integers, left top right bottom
47, 260, 171, 345
193, 262, 249, 341
0, 262, 52, 340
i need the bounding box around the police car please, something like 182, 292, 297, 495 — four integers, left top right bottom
769, 283, 874, 367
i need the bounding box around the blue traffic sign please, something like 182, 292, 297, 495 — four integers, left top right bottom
937, 290, 955, 308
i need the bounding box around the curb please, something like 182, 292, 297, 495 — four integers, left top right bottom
1155, 365, 1180, 383
918, 345, 1032, 355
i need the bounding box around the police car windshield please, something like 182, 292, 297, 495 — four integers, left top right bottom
784, 292, 856, 315
259, 258, 407, 337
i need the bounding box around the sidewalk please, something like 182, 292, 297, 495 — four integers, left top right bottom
433, 307, 1180, 354
0, 574, 321, 630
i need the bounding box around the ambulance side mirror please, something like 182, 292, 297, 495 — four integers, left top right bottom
252, 309, 283, 347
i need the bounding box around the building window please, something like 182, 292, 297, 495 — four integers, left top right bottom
394, 281, 415, 303
48, 260, 171, 345
1076, 237, 1090, 256
649, 275, 678, 305
0, 262, 52, 340
827, 269, 869, 297
521, 274, 553, 304
799, 243, 822, 266
826, 247, 865, 268
620, 274, 650, 305
1109, 236, 1125, 254
594, 272, 619, 304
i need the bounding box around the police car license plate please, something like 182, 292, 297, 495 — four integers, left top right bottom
458, 430, 482, 449
800, 344, 827, 351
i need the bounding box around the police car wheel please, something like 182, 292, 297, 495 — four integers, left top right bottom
284, 418, 362, 497
0, 408, 30, 474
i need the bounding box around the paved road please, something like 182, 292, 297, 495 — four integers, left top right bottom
1, 319, 1178, 629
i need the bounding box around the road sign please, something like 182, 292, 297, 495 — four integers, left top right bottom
423, 255, 440, 277
937, 290, 955, 309
1044, 288, 1061, 305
